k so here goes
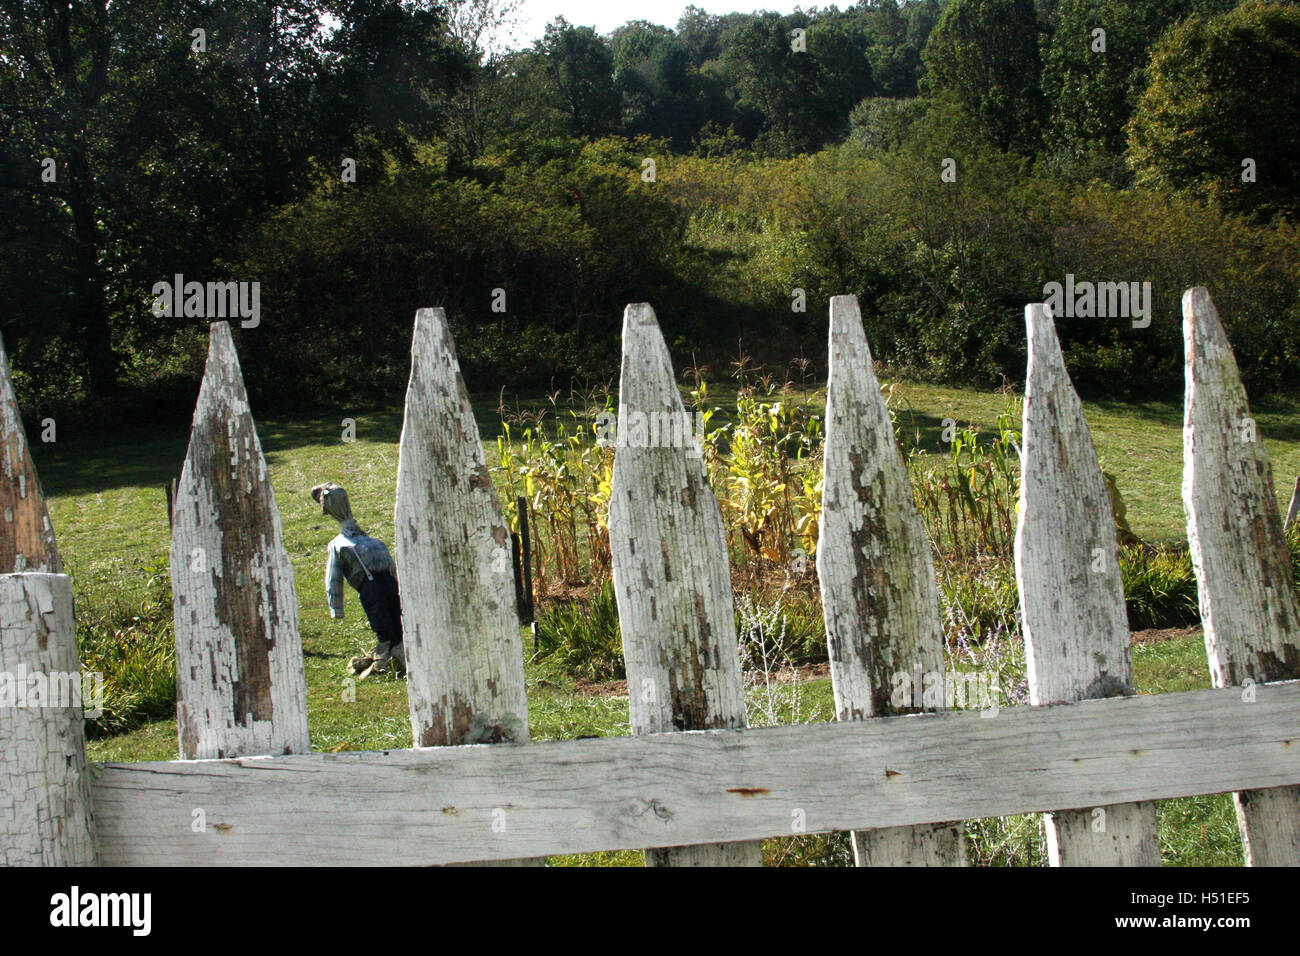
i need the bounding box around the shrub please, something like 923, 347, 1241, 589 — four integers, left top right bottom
227, 137, 686, 408
848, 97, 925, 153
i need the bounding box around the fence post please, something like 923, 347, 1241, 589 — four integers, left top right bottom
817, 295, 966, 866
1182, 287, 1300, 865
609, 303, 763, 867
0, 341, 93, 864
394, 308, 542, 866
0, 332, 61, 574
170, 322, 310, 760
1016, 304, 1160, 865
1, 573, 97, 864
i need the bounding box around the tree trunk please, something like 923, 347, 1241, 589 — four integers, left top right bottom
64, 139, 117, 399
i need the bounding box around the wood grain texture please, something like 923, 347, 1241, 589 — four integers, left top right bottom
1182, 287, 1300, 865
609, 303, 761, 867
89, 680, 1300, 866
1, 573, 96, 865
1016, 304, 1159, 865
169, 322, 309, 760
0, 333, 60, 574
394, 308, 541, 865
818, 295, 965, 866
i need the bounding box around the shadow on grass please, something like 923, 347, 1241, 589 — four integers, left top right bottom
32, 397, 517, 497
1088, 392, 1300, 444
891, 406, 1004, 454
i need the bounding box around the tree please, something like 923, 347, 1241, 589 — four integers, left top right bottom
321, 0, 471, 161
905, 0, 943, 69
676, 5, 720, 64
676, 6, 753, 67
609, 20, 705, 147
1128, 0, 1300, 221
1042, 0, 1237, 178
920, 0, 1047, 155
2, 0, 130, 399
441, 0, 522, 160
723, 12, 872, 156
534, 18, 618, 137
860, 0, 922, 98
0, 0, 468, 407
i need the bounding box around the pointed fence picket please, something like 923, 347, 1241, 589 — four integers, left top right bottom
394, 307, 543, 866
1016, 304, 1160, 865
1182, 287, 1300, 865
167, 322, 310, 761
0, 333, 60, 575
7, 290, 1300, 867
818, 296, 966, 866
0, 332, 92, 862
609, 303, 762, 867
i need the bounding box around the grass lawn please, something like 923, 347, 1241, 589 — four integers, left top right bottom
37, 372, 1290, 865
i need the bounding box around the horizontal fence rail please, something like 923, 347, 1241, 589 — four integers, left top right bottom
89, 681, 1300, 865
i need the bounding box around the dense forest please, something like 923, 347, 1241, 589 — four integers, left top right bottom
4, 0, 1300, 425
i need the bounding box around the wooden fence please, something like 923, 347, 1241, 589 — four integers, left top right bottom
2, 288, 1299, 866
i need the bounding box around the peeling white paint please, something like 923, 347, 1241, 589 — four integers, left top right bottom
170, 322, 309, 761
0, 573, 97, 864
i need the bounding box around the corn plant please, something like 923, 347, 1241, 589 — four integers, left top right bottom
906, 396, 1023, 560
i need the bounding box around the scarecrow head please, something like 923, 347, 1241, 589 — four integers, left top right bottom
310, 482, 355, 526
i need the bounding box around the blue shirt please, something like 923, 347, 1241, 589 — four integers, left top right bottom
325, 522, 396, 619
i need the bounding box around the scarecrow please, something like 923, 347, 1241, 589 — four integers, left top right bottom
311, 482, 404, 677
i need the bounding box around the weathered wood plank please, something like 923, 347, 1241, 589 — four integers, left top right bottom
1182, 287, 1300, 865
0, 333, 61, 574
609, 303, 762, 867
1016, 304, 1160, 866
170, 322, 310, 760
818, 295, 966, 866
1, 573, 96, 864
394, 308, 541, 866
89, 681, 1300, 866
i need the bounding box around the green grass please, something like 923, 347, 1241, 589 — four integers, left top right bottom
886, 380, 1300, 544
40, 375, 1295, 865
1131, 634, 1244, 866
